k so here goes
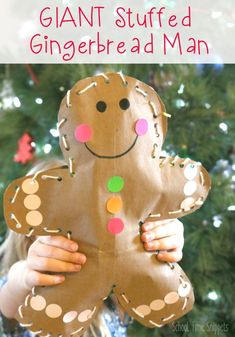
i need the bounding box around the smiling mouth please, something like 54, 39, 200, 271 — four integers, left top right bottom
84, 135, 139, 159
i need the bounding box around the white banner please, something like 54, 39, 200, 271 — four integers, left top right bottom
0, 0, 234, 63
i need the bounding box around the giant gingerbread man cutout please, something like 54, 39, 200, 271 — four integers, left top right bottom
4, 73, 211, 337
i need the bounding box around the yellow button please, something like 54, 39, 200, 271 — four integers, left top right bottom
106, 197, 123, 214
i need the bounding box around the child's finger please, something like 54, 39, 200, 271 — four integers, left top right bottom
141, 219, 184, 242
156, 248, 183, 263
32, 241, 86, 265
142, 219, 174, 231
37, 235, 79, 252
143, 234, 184, 251
27, 256, 82, 273
25, 270, 65, 288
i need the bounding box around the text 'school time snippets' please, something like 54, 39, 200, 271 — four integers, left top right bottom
29, 6, 210, 61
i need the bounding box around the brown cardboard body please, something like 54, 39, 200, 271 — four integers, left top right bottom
4, 73, 211, 336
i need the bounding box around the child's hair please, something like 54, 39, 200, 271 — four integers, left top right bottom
0, 158, 113, 337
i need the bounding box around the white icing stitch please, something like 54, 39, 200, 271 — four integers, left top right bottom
182, 297, 188, 310
131, 308, 144, 319
149, 320, 163, 327
121, 294, 130, 303
70, 327, 84, 335
18, 305, 24, 319
11, 186, 20, 203
117, 71, 127, 85
77, 82, 97, 95
162, 313, 175, 321
136, 86, 147, 97
66, 90, 71, 107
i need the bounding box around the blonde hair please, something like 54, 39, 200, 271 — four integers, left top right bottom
0, 158, 113, 337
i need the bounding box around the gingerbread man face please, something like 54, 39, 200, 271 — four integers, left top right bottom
4, 73, 211, 337
58, 72, 167, 172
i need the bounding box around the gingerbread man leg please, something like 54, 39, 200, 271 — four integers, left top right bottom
113, 250, 194, 328
16, 253, 112, 337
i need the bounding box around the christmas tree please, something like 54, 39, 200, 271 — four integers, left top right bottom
0, 64, 234, 337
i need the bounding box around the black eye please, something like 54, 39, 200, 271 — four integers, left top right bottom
96, 101, 107, 113
119, 98, 130, 110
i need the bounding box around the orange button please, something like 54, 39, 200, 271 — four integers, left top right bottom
106, 196, 123, 214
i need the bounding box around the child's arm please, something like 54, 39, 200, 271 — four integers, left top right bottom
0, 235, 86, 319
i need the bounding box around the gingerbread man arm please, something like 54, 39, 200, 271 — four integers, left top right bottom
146, 156, 211, 222
4, 166, 73, 237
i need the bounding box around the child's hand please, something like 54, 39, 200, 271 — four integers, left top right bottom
0, 236, 86, 319
141, 219, 184, 263
23, 235, 86, 289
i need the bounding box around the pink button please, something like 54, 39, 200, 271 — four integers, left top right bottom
74, 124, 93, 143
107, 218, 124, 235
135, 119, 148, 136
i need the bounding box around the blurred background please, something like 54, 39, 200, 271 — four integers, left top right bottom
0, 64, 234, 337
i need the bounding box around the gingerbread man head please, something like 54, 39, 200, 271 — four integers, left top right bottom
58, 72, 168, 173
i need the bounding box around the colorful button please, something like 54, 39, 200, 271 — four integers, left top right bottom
107, 218, 124, 235
107, 176, 124, 193
30, 295, 46, 311
74, 124, 93, 143
183, 181, 197, 196
135, 119, 148, 136
150, 299, 165, 311
45, 304, 62, 318
178, 282, 191, 297
180, 197, 195, 211
63, 311, 78, 323
184, 164, 198, 180
164, 292, 179, 304
135, 305, 151, 317
77, 309, 93, 322
26, 211, 43, 227
106, 197, 123, 214
22, 179, 39, 194
24, 195, 41, 210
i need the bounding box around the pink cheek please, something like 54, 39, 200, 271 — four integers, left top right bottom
135, 119, 148, 136
74, 124, 93, 143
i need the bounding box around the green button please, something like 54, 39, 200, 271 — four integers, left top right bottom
107, 176, 124, 193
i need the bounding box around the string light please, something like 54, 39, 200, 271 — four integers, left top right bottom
35, 98, 43, 104
208, 291, 219, 301
175, 99, 186, 108
43, 144, 52, 154
0, 182, 5, 191
219, 122, 228, 133
205, 102, 211, 109
13, 97, 21, 108
212, 215, 222, 228
177, 84, 185, 94
50, 128, 60, 137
